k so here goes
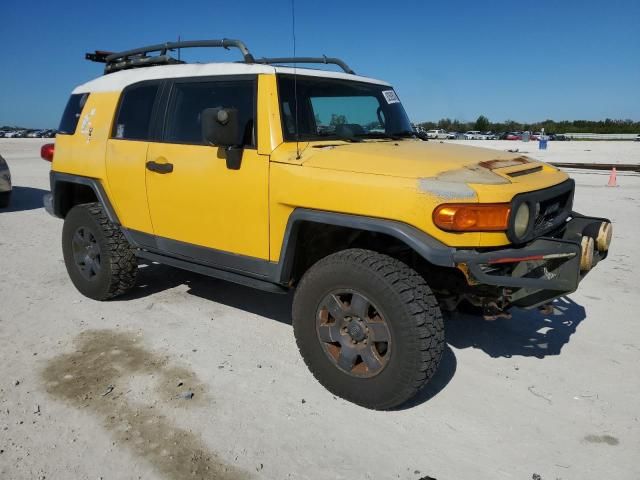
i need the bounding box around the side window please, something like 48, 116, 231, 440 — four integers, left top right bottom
164, 80, 255, 146
58, 93, 89, 135
112, 83, 159, 140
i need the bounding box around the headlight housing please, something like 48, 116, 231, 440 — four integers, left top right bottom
512, 202, 531, 239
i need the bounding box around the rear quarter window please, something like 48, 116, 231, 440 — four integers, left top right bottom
112, 83, 160, 141
58, 93, 89, 135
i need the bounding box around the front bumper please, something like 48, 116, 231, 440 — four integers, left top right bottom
453, 212, 610, 308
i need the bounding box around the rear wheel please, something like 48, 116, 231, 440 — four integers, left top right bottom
62, 203, 137, 300
292, 249, 444, 409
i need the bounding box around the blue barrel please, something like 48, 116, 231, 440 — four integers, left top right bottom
539, 138, 548, 150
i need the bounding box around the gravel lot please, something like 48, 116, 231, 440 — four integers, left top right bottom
1, 139, 639, 480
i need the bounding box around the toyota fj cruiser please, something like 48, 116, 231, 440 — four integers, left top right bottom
42, 39, 611, 409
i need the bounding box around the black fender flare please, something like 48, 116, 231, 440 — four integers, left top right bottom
49, 171, 120, 224
274, 208, 456, 283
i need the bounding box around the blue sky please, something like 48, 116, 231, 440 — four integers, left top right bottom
1, 0, 638, 128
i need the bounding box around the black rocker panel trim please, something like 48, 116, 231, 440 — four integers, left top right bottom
122, 228, 278, 280
136, 250, 287, 294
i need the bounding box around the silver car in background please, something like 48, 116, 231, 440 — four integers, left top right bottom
0, 154, 11, 208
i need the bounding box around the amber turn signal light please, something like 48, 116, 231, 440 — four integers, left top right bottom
433, 203, 511, 232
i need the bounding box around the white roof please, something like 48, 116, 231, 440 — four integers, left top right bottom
72, 62, 390, 94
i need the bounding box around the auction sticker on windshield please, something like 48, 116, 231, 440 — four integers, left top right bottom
382, 90, 400, 104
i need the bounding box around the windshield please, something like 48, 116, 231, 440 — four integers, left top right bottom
277, 74, 413, 142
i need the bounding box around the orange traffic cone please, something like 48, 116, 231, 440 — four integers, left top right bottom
607, 167, 618, 187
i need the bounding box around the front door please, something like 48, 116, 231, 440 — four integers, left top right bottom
145, 76, 270, 263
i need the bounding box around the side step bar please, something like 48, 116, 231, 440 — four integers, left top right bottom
136, 250, 288, 294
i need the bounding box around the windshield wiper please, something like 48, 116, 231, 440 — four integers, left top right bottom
354, 131, 416, 140
315, 131, 362, 142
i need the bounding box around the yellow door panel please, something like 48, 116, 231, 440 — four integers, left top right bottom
105, 140, 153, 233
145, 143, 270, 259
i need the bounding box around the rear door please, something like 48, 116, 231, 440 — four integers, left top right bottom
105, 81, 163, 234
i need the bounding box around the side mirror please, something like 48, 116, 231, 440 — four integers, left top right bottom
201, 107, 243, 170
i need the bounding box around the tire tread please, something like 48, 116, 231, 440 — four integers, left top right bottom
293, 248, 444, 409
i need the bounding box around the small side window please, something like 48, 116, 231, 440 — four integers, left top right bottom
58, 93, 89, 135
112, 83, 159, 140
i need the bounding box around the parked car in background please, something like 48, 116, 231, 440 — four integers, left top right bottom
483, 131, 497, 140
446, 132, 458, 139
426, 129, 448, 139
635, 134, 640, 142
464, 130, 484, 140
501, 132, 521, 140
42, 129, 58, 138
549, 134, 570, 141
414, 130, 429, 141
0, 154, 11, 208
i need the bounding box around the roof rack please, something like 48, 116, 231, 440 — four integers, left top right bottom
254, 56, 355, 75
85, 39, 356, 76
86, 39, 255, 74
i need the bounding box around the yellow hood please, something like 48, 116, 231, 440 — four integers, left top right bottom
273, 140, 550, 184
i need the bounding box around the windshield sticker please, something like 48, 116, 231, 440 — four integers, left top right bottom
382, 90, 400, 104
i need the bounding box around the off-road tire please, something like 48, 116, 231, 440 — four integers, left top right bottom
292, 248, 444, 409
62, 202, 137, 300
0, 191, 10, 208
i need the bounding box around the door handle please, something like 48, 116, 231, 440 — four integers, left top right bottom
146, 160, 174, 174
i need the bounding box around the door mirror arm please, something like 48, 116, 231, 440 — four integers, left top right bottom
224, 146, 243, 170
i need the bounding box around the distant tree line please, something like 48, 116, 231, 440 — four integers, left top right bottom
417, 116, 640, 134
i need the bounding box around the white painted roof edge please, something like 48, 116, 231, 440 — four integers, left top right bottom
72, 62, 390, 93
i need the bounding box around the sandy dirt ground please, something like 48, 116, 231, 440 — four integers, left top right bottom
1, 139, 639, 480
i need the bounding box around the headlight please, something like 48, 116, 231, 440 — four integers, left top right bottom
513, 203, 530, 238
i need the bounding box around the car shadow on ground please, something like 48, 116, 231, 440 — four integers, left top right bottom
445, 296, 586, 359
0, 186, 48, 213
120, 262, 586, 408
124, 262, 293, 324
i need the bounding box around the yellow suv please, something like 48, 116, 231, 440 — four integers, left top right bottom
42, 39, 612, 409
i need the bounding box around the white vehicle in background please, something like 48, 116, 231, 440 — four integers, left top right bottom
446, 132, 458, 139
426, 129, 448, 139
464, 130, 485, 140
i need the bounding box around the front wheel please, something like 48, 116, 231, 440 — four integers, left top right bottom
292, 249, 444, 409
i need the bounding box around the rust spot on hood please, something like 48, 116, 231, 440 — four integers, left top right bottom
479, 157, 530, 170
